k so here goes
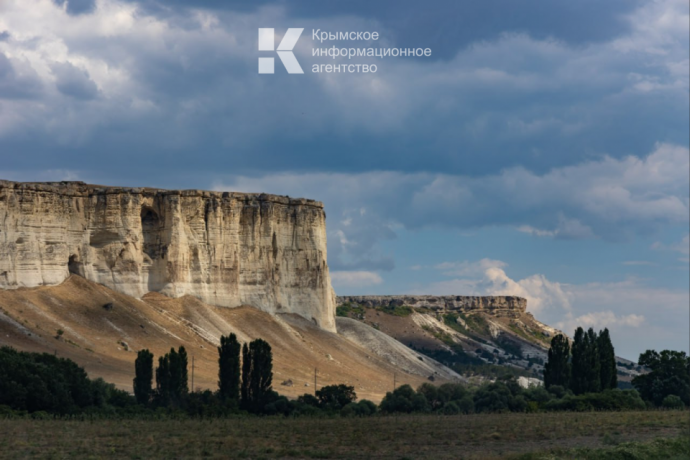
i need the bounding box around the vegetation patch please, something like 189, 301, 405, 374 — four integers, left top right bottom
335, 302, 366, 318
375, 304, 414, 317
508, 323, 549, 344
462, 313, 492, 337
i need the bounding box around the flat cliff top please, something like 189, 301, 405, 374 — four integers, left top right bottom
337, 294, 527, 302
0, 179, 323, 208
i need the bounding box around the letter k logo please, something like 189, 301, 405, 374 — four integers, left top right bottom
258, 28, 304, 74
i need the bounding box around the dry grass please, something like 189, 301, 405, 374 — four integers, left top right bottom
0, 411, 686, 459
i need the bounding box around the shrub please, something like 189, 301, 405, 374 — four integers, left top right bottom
297, 393, 320, 407
546, 384, 567, 399
316, 384, 356, 411
437, 383, 467, 404
341, 400, 376, 417
417, 383, 441, 409
661, 395, 685, 410
544, 389, 646, 412
457, 396, 474, 414
379, 385, 420, 413
442, 401, 460, 415
30, 411, 51, 420
523, 386, 553, 405
473, 382, 514, 413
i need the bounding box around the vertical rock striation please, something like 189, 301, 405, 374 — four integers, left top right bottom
0, 181, 336, 331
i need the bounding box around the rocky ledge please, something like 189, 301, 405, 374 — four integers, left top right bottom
336, 295, 527, 318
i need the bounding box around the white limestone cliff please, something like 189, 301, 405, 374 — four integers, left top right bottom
0, 180, 336, 331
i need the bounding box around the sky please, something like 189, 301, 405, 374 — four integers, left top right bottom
0, 0, 688, 359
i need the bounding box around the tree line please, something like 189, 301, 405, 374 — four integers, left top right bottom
1, 326, 687, 418
543, 327, 689, 409
133, 335, 275, 414
543, 327, 617, 393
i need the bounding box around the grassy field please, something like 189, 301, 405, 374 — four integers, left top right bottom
0, 411, 687, 459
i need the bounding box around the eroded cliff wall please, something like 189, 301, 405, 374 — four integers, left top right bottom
337, 295, 527, 318
0, 180, 336, 331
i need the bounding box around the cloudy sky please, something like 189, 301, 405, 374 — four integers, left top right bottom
1, 0, 688, 359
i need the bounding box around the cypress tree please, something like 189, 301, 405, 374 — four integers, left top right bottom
544, 334, 571, 389
155, 346, 188, 407
133, 349, 154, 405
586, 328, 602, 393
240, 339, 273, 412
570, 327, 588, 394
598, 328, 618, 390
251, 339, 273, 406
218, 333, 241, 404
155, 351, 172, 405
241, 342, 251, 407
173, 346, 189, 399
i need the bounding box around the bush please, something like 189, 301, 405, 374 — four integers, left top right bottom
523, 386, 554, 405
297, 393, 320, 407
442, 401, 460, 415
341, 400, 377, 417
473, 382, 514, 413
380, 385, 420, 414
30, 411, 51, 420
437, 383, 467, 403
544, 389, 646, 412
457, 396, 474, 414
546, 384, 567, 399
316, 384, 356, 411
661, 395, 685, 410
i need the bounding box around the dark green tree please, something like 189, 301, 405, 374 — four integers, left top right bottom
240, 339, 273, 412
133, 349, 154, 405
240, 342, 250, 406
586, 328, 601, 393
570, 327, 587, 394
597, 328, 617, 390
0, 346, 134, 414
218, 333, 241, 404
316, 384, 356, 411
155, 346, 188, 407
172, 346, 189, 399
632, 350, 690, 406
155, 352, 172, 405
571, 327, 601, 394
544, 334, 571, 389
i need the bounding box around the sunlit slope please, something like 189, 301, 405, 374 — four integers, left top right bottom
0, 276, 447, 401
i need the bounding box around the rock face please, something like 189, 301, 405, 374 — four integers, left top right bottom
0, 180, 336, 331
337, 295, 527, 318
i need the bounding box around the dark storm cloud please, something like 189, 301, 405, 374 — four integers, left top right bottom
0, 53, 43, 99
52, 62, 99, 100
0, 0, 687, 191
128, 0, 643, 59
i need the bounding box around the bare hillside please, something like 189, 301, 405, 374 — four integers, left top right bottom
0, 276, 445, 402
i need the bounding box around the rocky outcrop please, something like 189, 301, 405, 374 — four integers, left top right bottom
0, 180, 336, 331
337, 295, 527, 318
